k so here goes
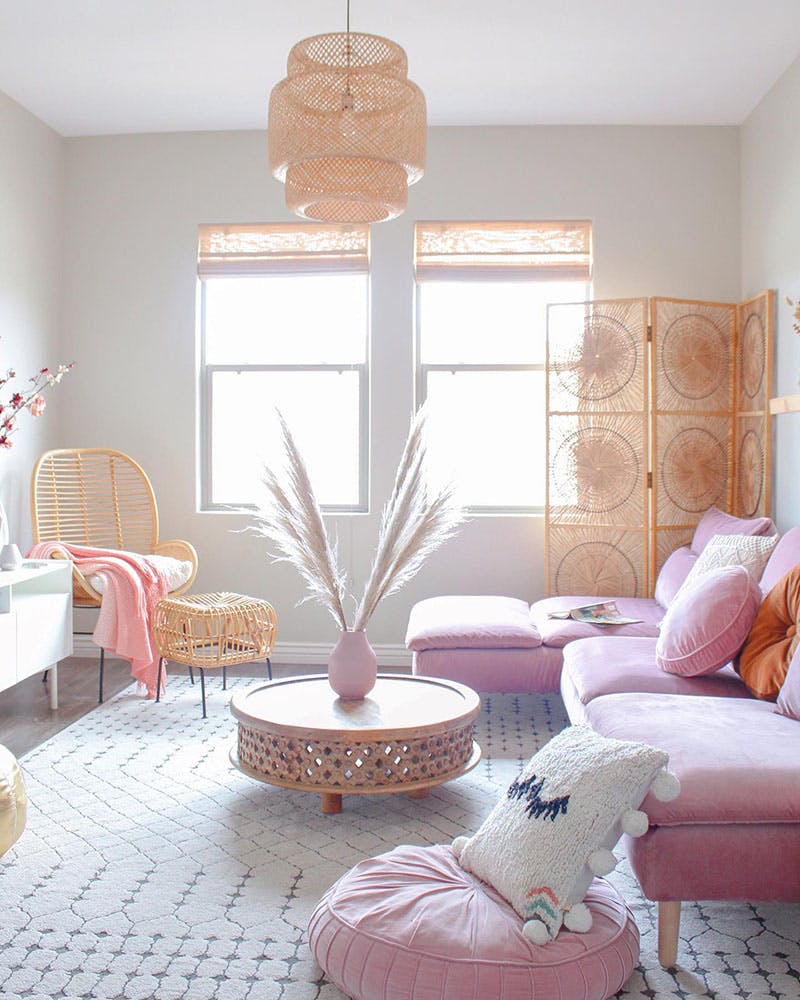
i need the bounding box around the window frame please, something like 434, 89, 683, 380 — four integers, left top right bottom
414, 219, 592, 515
199, 273, 370, 514
414, 288, 549, 516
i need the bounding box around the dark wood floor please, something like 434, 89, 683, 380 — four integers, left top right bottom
0, 655, 318, 758
0, 655, 134, 757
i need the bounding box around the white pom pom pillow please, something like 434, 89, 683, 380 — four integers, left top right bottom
452, 724, 679, 945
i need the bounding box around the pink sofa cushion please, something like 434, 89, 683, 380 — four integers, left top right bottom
530, 596, 663, 648
562, 636, 750, 709
760, 526, 800, 593
655, 565, 761, 676
583, 692, 800, 826
405, 596, 542, 651
308, 844, 639, 1000
413, 646, 563, 694
691, 505, 774, 555
654, 546, 697, 609
777, 644, 800, 722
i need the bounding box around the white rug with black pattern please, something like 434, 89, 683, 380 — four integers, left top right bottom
1, 675, 798, 999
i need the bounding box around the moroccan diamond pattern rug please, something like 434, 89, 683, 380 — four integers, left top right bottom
1, 676, 798, 999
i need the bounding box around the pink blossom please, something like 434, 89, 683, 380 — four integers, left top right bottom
29, 395, 46, 417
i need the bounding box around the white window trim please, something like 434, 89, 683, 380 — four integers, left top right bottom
198, 277, 370, 514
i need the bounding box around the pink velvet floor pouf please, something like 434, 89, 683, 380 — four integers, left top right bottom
308, 844, 639, 1000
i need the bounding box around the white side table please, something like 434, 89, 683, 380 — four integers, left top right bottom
0, 560, 73, 710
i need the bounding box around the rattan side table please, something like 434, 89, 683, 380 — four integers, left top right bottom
153, 592, 277, 717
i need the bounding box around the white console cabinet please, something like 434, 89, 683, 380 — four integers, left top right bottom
0, 560, 73, 709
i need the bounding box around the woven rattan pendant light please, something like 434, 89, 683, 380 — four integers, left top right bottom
268, 1, 426, 223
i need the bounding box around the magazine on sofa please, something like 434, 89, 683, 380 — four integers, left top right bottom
546, 601, 643, 626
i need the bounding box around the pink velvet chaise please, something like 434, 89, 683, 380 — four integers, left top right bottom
405, 510, 800, 967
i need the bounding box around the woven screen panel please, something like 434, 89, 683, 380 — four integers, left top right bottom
547, 525, 647, 598
653, 413, 732, 526
547, 299, 647, 413
548, 413, 647, 528
734, 414, 770, 519
651, 298, 736, 415
545, 298, 648, 597
33, 451, 157, 554
651, 298, 736, 584
734, 291, 774, 517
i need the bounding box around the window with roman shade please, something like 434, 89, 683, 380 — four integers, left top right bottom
414, 220, 592, 513
198, 222, 370, 512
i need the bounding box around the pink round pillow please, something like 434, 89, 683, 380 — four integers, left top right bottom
656, 564, 761, 676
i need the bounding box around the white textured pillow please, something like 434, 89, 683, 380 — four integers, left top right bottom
452, 725, 679, 945
88, 554, 193, 594
678, 532, 778, 597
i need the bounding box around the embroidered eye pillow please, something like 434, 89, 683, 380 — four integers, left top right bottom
452, 724, 679, 945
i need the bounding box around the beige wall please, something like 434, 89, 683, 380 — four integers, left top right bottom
0, 91, 64, 550
59, 124, 740, 651
741, 54, 800, 532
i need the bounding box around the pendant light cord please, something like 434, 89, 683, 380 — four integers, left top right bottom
344, 0, 353, 102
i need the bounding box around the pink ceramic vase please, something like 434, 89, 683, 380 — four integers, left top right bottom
327, 629, 377, 700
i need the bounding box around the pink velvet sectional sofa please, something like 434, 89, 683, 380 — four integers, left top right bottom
405, 509, 800, 967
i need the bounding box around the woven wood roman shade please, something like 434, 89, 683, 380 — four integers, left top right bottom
197, 223, 370, 277
414, 221, 592, 282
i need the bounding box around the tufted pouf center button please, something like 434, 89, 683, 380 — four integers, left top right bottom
309, 844, 640, 1000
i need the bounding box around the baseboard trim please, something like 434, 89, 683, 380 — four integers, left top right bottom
71, 634, 413, 669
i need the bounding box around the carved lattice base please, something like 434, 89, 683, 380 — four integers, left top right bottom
237, 722, 476, 791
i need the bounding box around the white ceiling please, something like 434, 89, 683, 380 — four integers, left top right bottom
1, 1, 799, 137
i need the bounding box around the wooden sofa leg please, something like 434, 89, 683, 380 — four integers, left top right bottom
658, 900, 681, 968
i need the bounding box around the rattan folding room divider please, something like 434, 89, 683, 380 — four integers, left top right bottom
545, 292, 774, 598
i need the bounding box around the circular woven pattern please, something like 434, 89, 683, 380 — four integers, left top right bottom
269, 31, 426, 223
553, 314, 638, 401
661, 428, 727, 513
737, 429, 764, 517
552, 428, 639, 514
554, 542, 638, 596
740, 312, 766, 401
309, 845, 639, 1000
661, 314, 728, 401
153, 592, 277, 668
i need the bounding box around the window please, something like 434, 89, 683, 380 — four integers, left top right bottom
414, 220, 592, 513
199, 223, 369, 511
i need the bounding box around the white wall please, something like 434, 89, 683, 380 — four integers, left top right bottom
0, 91, 64, 550
60, 125, 740, 650
741, 54, 800, 531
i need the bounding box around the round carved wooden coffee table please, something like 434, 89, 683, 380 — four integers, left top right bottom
230, 674, 481, 814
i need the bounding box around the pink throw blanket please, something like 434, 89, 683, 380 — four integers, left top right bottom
29, 542, 171, 698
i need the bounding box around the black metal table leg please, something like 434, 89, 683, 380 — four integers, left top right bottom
266, 657, 272, 681
199, 668, 207, 718
222, 664, 227, 691
188, 665, 194, 685
98, 648, 105, 704
156, 657, 164, 702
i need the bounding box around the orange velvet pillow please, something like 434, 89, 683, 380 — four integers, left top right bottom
738, 563, 800, 699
